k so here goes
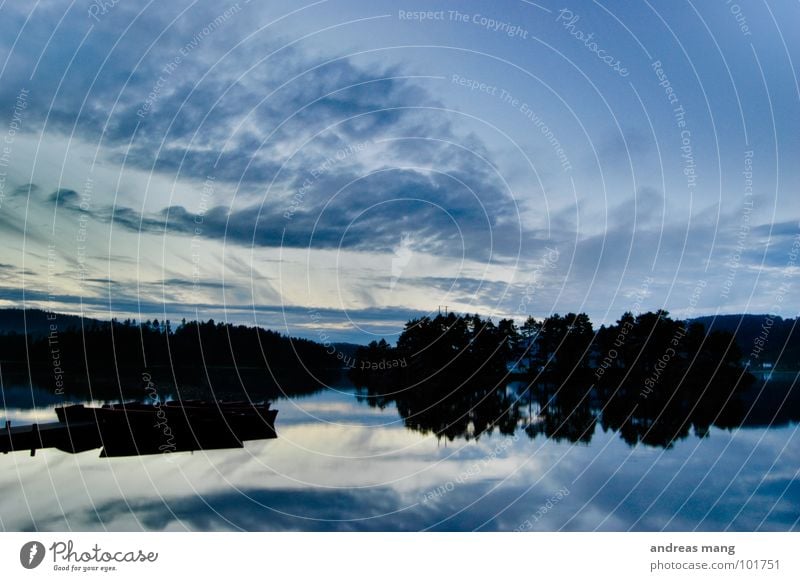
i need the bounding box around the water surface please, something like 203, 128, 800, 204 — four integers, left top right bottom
1, 376, 798, 531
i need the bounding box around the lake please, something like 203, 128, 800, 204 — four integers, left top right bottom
1, 373, 798, 531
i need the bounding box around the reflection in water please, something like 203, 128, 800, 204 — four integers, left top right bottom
349, 311, 796, 449
0, 311, 798, 531
523, 381, 596, 445
2, 361, 797, 455
0, 385, 797, 531
356, 375, 521, 442
352, 360, 783, 449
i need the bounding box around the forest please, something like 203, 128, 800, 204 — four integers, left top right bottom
0, 308, 795, 447
0, 312, 337, 400
349, 310, 760, 447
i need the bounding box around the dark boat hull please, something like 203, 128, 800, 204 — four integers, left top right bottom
4, 400, 278, 457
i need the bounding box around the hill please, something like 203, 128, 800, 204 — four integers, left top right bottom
0, 308, 101, 337
692, 315, 800, 370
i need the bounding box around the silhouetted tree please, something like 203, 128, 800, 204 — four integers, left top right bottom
529, 313, 594, 384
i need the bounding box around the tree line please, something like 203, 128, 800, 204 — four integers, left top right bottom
0, 308, 767, 447
349, 310, 755, 447
351, 309, 747, 386
0, 316, 338, 400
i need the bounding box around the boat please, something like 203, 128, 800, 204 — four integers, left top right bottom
2, 399, 278, 457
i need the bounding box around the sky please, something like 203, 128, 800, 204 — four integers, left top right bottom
0, 0, 798, 343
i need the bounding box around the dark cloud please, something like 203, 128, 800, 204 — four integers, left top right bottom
594, 127, 654, 166
11, 183, 39, 197
2, 4, 534, 264
399, 276, 514, 307
607, 187, 664, 230
158, 278, 228, 289
47, 189, 80, 207
0, 208, 49, 245
48, 150, 531, 262
1, 5, 443, 190
0, 281, 428, 340
751, 220, 799, 239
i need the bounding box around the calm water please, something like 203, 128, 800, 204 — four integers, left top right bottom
1, 376, 798, 531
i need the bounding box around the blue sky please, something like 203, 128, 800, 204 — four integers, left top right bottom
0, 0, 797, 342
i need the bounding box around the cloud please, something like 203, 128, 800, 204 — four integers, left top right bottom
47, 189, 80, 207
1, 2, 535, 265
0, 279, 430, 339
44, 487, 416, 531
751, 221, 799, 238
48, 146, 531, 263
2, 6, 442, 190
3, 0, 795, 334
11, 183, 39, 197
398, 276, 513, 307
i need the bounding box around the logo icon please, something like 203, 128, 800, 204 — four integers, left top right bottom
20, 541, 45, 569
